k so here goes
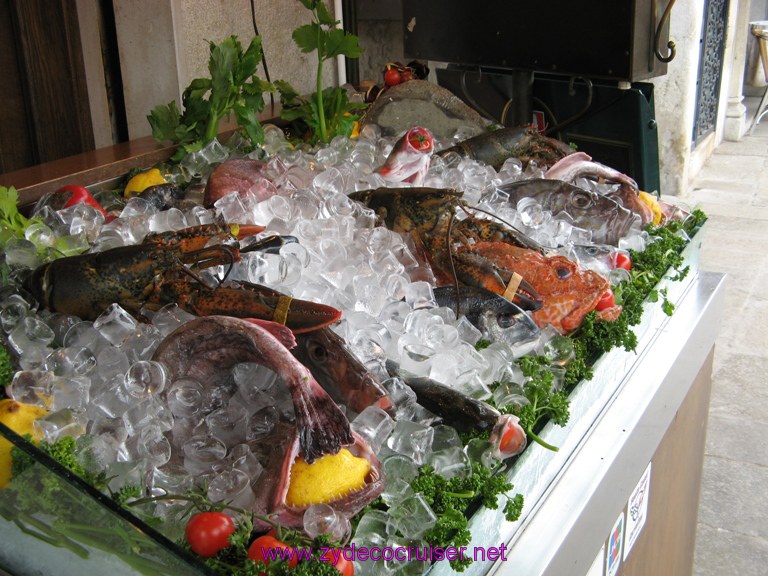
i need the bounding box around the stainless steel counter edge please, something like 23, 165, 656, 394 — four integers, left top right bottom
490, 269, 726, 575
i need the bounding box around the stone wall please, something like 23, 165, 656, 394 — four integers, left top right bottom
111, 0, 339, 140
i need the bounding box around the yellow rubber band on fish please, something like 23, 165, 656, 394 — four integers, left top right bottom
273, 294, 292, 326
503, 272, 524, 302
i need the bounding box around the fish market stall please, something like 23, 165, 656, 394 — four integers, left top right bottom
0, 32, 720, 576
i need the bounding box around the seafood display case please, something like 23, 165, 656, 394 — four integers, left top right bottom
0, 224, 724, 576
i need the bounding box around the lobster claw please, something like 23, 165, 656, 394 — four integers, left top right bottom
445, 249, 543, 312
161, 280, 342, 334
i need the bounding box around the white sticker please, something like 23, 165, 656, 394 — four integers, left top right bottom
586, 544, 605, 576
624, 462, 652, 560
605, 512, 624, 576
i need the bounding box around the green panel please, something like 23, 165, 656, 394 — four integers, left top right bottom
532, 77, 661, 194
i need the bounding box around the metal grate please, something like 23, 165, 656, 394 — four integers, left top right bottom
692, 0, 729, 146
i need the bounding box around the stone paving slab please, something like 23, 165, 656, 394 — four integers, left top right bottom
685, 99, 768, 576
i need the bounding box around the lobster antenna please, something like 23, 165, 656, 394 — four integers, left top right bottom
444, 211, 462, 319
461, 203, 546, 253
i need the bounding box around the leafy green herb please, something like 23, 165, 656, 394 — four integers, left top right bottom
498, 356, 570, 452
0, 185, 39, 244
410, 463, 522, 571
148, 35, 272, 159
0, 344, 15, 387
278, 0, 365, 144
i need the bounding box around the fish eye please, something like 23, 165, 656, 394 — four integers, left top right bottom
572, 192, 592, 209
308, 342, 328, 363
497, 313, 519, 329
556, 267, 572, 279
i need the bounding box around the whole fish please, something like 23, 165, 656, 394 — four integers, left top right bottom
153, 316, 384, 530
385, 360, 527, 459
438, 124, 573, 170
375, 126, 435, 186
459, 242, 619, 334
543, 152, 654, 226
498, 178, 639, 246
433, 285, 540, 353
153, 315, 352, 463
292, 327, 394, 416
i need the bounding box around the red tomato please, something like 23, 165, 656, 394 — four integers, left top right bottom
614, 252, 632, 270
321, 548, 355, 576
185, 511, 236, 557
400, 69, 414, 82
56, 184, 111, 220
407, 127, 433, 151
383, 68, 401, 86
247, 534, 298, 571
595, 289, 616, 311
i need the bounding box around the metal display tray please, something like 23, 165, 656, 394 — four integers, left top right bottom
0, 225, 721, 576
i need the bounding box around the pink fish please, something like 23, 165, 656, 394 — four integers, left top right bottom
375, 126, 435, 186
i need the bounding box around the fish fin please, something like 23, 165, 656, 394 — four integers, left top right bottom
292, 372, 353, 464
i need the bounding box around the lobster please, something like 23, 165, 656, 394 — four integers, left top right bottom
348, 187, 543, 312
23, 224, 341, 334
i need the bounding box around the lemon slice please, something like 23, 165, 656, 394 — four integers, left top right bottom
124, 168, 167, 198
285, 448, 371, 508
0, 399, 48, 488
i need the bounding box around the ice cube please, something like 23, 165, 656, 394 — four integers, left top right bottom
93, 304, 139, 346
303, 503, 351, 542
351, 406, 395, 453
386, 420, 434, 464
389, 493, 437, 539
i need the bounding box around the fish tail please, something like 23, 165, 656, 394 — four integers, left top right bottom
292, 371, 353, 464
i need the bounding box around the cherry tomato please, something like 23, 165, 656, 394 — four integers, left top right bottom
614, 252, 632, 270
56, 184, 112, 220
595, 289, 616, 311
400, 69, 414, 82
247, 534, 298, 571
321, 548, 355, 576
383, 68, 401, 86
406, 127, 433, 152
185, 511, 236, 558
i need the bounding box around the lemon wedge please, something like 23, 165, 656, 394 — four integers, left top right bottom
124, 168, 167, 198
285, 448, 370, 508
0, 399, 48, 488
638, 191, 664, 225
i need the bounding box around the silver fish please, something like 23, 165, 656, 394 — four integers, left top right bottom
499, 178, 640, 246
543, 152, 653, 226
434, 285, 540, 355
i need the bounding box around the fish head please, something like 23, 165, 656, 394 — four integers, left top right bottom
263, 429, 385, 530
489, 414, 528, 459
293, 329, 394, 416
558, 185, 638, 245
375, 126, 435, 186
528, 261, 610, 334
478, 303, 540, 357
